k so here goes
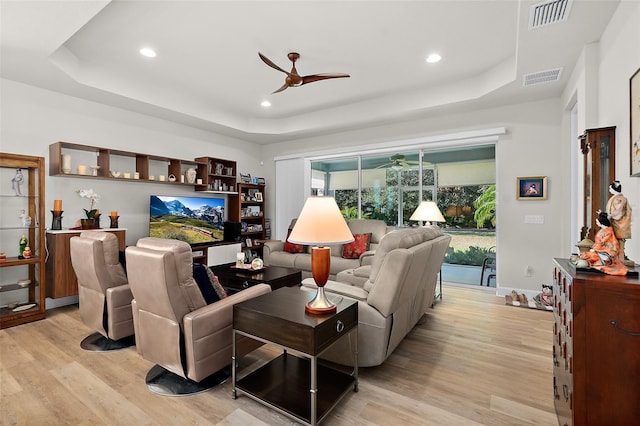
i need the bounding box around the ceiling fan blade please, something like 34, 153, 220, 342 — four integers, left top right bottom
272, 82, 289, 94
301, 73, 350, 85
258, 52, 289, 74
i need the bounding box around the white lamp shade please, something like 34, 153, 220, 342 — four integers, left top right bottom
410, 201, 445, 223
288, 197, 355, 245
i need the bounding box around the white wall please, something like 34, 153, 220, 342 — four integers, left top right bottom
562, 1, 639, 264
1, 79, 264, 248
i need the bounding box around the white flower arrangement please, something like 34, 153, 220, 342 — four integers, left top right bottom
76, 188, 100, 218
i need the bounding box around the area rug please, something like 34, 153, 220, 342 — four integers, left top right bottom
505, 294, 553, 311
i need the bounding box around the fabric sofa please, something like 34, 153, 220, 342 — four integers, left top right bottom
301, 226, 451, 367
263, 219, 390, 280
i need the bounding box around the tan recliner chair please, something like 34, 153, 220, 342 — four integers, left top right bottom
125, 237, 271, 396
69, 231, 135, 351
302, 226, 451, 367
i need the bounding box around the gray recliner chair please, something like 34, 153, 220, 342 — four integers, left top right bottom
125, 237, 271, 396
69, 230, 135, 351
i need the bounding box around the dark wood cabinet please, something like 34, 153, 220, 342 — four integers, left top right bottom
45, 229, 126, 298
552, 258, 640, 425
579, 126, 616, 240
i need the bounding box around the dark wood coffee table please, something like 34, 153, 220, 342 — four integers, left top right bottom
211, 263, 302, 293
232, 287, 358, 426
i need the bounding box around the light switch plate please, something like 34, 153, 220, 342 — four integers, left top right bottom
524, 215, 544, 224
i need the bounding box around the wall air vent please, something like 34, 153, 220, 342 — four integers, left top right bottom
523, 68, 563, 86
529, 0, 572, 29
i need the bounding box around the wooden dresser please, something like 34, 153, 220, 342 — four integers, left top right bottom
46, 229, 126, 298
552, 258, 640, 425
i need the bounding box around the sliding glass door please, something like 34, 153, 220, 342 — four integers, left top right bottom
310, 145, 496, 286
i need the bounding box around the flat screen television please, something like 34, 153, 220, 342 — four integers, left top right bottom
149, 195, 225, 245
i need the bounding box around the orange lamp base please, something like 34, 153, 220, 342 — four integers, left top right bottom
305, 246, 337, 315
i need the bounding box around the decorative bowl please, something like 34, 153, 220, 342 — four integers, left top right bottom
110, 170, 121, 178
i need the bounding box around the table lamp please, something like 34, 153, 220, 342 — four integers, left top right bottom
410, 201, 445, 226
288, 197, 354, 314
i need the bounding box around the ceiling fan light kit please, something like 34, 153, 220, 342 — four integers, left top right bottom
259, 52, 350, 94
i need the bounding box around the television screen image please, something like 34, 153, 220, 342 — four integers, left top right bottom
149, 195, 225, 245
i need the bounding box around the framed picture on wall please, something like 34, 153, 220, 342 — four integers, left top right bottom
516, 176, 547, 200
630, 67, 640, 177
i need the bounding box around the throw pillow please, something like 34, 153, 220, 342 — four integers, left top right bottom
284, 229, 305, 253
342, 233, 371, 259
193, 263, 227, 304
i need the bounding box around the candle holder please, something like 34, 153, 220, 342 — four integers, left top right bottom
109, 215, 119, 228
51, 210, 63, 230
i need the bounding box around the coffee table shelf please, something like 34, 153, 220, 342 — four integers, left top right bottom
236, 353, 355, 424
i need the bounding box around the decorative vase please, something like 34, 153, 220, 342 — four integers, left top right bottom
109, 216, 119, 228
81, 218, 95, 229
185, 168, 197, 184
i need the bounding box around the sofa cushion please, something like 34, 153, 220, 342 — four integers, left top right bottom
348, 219, 388, 251
284, 229, 305, 253
342, 233, 371, 259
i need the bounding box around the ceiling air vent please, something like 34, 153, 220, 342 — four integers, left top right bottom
529, 0, 572, 29
523, 68, 563, 86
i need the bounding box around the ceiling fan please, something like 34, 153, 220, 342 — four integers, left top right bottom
376, 154, 421, 170
258, 52, 350, 94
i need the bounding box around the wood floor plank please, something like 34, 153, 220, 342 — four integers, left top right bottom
0, 285, 557, 425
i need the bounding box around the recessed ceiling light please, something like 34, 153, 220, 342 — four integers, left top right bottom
261, 100, 271, 107
426, 53, 441, 64
139, 47, 157, 58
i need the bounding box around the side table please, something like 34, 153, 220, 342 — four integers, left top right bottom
232, 287, 358, 425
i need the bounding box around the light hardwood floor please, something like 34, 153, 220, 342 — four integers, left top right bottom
1, 285, 557, 425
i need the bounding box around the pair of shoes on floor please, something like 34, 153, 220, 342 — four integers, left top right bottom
510, 290, 528, 304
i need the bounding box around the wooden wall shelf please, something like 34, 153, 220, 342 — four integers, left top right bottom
194, 156, 238, 194
229, 183, 266, 254
49, 142, 205, 185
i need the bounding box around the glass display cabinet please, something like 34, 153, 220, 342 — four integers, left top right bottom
0, 153, 46, 328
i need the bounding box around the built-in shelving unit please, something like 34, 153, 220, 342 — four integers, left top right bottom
229, 183, 266, 254
49, 141, 206, 185
0, 153, 46, 328
194, 156, 238, 194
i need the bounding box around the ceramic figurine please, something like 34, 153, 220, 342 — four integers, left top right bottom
19, 209, 31, 227
22, 246, 32, 259
602, 181, 633, 266
578, 212, 628, 275
11, 168, 24, 196
19, 234, 28, 257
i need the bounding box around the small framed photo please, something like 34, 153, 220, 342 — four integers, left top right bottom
245, 238, 253, 247
517, 176, 547, 200
255, 192, 263, 202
